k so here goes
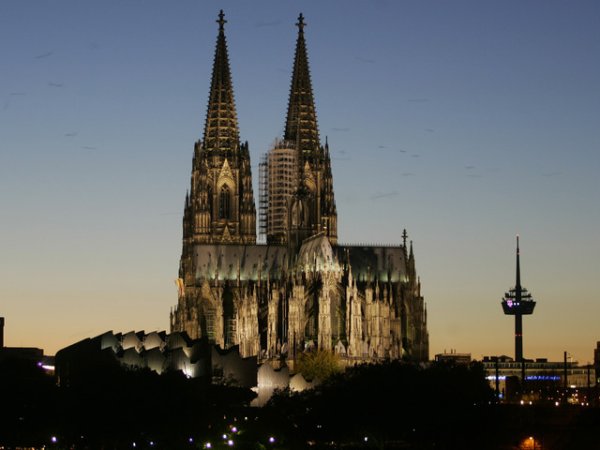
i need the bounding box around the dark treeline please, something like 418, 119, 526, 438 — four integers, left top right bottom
2, 357, 600, 449
0, 357, 253, 449
262, 359, 600, 449
263, 359, 497, 449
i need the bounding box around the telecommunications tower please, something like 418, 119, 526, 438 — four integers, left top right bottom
501, 236, 536, 362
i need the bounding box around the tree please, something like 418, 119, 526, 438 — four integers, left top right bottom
295, 349, 341, 382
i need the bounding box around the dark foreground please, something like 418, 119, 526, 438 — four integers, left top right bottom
1, 358, 599, 449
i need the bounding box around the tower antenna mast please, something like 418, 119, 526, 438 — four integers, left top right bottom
501, 235, 536, 362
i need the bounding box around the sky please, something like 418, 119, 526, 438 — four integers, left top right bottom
1, 1, 599, 364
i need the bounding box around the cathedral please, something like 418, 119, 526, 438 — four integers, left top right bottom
170, 11, 429, 365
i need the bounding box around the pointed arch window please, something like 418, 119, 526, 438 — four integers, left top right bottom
207, 185, 213, 218
219, 184, 231, 220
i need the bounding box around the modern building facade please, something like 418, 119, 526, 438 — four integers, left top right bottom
170, 11, 429, 367
54, 330, 258, 388
434, 350, 472, 365
482, 355, 594, 404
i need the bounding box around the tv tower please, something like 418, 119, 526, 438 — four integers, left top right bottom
501, 236, 536, 362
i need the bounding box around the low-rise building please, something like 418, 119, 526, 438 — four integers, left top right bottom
482, 355, 594, 404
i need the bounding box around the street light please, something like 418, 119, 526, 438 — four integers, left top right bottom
520, 436, 541, 449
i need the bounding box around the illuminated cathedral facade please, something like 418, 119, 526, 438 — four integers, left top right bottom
170, 11, 429, 365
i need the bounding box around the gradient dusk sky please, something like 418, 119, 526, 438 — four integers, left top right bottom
2, 1, 599, 364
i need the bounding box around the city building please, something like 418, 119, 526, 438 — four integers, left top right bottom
482, 355, 594, 404
434, 350, 472, 365
170, 11, 429, 368
54, 330, 258, 388
0, 316, 52, 370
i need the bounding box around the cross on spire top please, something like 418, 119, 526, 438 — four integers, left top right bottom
217, 10, 227, 31
296, 13, 306, 32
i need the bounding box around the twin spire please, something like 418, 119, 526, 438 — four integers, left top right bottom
203, 10, 240, 152
203, 11, 320, 156
284, 13, 321, 156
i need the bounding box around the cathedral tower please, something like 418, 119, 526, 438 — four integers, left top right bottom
186, 10, 255, 246
179, 11, 256, 284
264, 14, 338, 248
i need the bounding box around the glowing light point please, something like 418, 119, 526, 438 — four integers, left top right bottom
227, 439, 234, 446
51, 436, 57, 443
269, 436, 276, 443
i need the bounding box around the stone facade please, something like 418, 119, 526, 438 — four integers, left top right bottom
171, 11, 429, 366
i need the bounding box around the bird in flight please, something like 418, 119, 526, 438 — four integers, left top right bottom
370, 191, 399, 200
35, 51, 53, 59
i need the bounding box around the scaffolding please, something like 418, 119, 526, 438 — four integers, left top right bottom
258, 154, 268, 243
266, 140, 298, 244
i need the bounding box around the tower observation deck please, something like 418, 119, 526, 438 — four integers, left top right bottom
501, 236, 536, 362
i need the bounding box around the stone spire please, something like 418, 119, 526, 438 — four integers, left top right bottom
179, 9, 256, 252
284, 13, 337, 248
408, 240, 417, 286
203, 10, 240, 152
284, 13, 320, 158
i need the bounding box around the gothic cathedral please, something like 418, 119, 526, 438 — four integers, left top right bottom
170, 11, 429, 364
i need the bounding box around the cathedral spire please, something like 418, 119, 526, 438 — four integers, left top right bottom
203, 10, 240, 152
181, 10, 256, 247
284, 13, 320, 157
